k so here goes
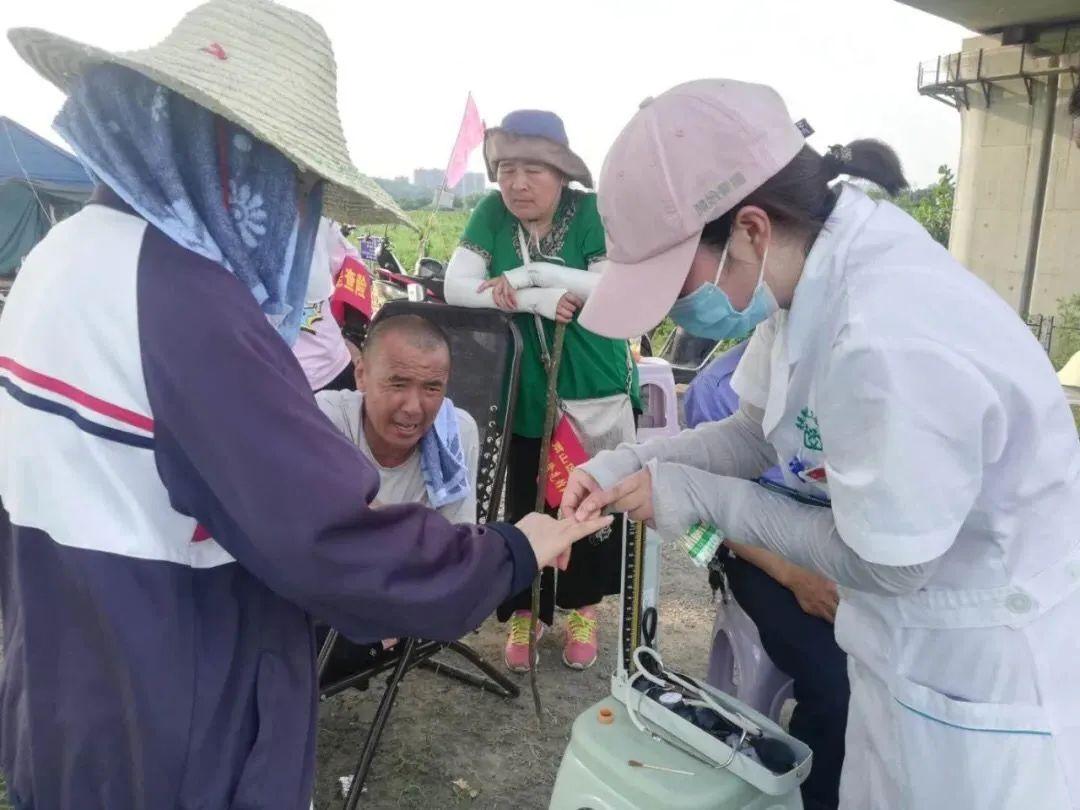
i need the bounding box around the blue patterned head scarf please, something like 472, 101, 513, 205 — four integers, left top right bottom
54, 63, 323, 344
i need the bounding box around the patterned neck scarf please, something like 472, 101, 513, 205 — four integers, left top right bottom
55, 63, 323, 344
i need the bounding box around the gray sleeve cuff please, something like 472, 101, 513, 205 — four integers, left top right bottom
649, 460, 733, 541
580, 445, 647, 490
657, 470, 941, 596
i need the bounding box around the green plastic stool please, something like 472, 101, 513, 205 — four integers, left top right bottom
549, 698, 803, 810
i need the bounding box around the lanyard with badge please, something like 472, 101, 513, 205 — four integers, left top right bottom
522, 220, 639, 501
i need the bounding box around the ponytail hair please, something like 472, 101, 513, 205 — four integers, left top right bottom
822, 140, 907, 195
701, 139, 909, 249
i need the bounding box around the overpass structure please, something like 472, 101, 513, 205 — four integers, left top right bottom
898, 0, 1080, 321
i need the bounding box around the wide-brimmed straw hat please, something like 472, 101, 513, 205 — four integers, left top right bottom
484, 110, 593, 188
7, 0, 410, 227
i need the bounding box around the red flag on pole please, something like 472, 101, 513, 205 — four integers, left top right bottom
445, 94, 485, 191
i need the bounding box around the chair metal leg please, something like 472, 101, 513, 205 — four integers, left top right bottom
417, 659, 516, 696
342, 637, 419, 810
320, 640, 444, 700
317, 628, 339, 681
418, 641, 520, 699
327, 638, 517, 807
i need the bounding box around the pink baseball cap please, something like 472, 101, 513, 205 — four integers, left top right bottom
579, 79, 806, 339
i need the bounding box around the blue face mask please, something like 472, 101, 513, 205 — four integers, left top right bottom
669, 237, 777, 341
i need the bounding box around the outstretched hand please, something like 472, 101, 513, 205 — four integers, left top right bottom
516, 512, 613, 570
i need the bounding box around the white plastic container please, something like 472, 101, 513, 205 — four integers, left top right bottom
636, 357, 680, 441
550, 697, 805, 810
609, 675, 812, 798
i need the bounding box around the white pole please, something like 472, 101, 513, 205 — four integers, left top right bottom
413, 93, 472, 272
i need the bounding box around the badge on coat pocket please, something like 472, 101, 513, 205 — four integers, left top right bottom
788, 456, 827, 486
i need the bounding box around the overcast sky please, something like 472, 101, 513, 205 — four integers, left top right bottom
1, 0, 972, 188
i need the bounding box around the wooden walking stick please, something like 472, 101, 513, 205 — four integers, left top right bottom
528, 319, 567, 722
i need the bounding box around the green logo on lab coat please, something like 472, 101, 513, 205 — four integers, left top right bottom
796, 407, 823, 452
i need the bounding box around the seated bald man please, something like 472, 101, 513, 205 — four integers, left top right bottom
316, 313, 479, 524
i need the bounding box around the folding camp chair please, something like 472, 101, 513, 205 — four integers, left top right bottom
317, 301, 523, 808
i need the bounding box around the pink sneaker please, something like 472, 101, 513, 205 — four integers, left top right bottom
504, 610, 545, 673
562, 606, 599, 670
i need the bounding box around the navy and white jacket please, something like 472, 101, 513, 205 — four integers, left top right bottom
0, 192, 536, 809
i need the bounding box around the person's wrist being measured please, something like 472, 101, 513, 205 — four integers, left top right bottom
560, 467, 656, 525
515, 511, 613, 570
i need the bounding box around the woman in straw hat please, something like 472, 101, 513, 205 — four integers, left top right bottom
0, 3, 610, 807
562, 79, 1080, 809
445, 110, 641, 674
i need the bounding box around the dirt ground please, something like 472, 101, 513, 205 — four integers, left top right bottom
314, 542, 717, 810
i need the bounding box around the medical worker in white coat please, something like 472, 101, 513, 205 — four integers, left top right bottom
563, 79, 1080, 809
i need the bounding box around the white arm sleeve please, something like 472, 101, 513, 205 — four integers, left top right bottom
502, 261, 601, 300
580, 403, 777, 489
500, 266, 533, 289
444, 247, 566, 319
650, 463, 938, 595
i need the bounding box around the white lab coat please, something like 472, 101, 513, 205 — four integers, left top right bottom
730, 185, 1080, 809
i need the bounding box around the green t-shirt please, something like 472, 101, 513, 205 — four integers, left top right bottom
460, 189, 641, 438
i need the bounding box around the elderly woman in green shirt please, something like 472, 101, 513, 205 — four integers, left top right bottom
446, 110, 640, 673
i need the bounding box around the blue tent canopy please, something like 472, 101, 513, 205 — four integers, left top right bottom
1, 117, 93, 194
0, 117, 94, 278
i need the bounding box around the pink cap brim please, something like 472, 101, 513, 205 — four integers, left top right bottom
579, 233, 700, 339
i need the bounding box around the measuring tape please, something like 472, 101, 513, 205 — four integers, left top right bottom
618, 518, 650, 677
